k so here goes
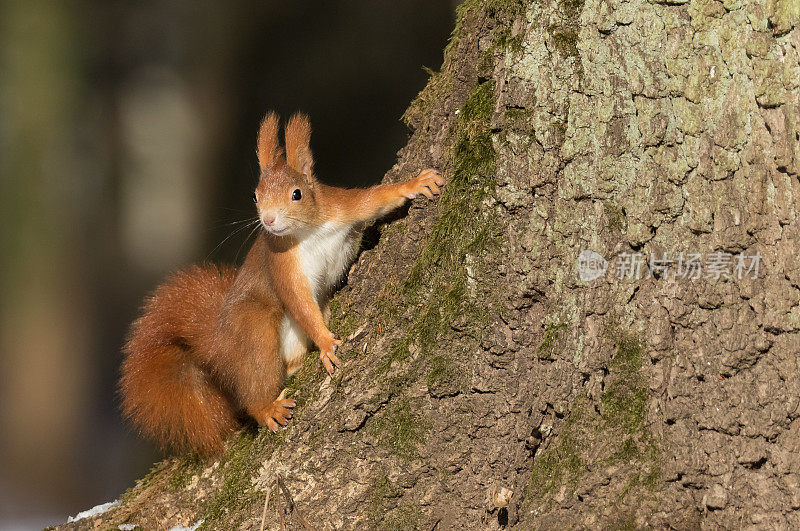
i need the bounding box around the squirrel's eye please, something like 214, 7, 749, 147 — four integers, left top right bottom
291, 189, 302, 201
252, 193, 257, 203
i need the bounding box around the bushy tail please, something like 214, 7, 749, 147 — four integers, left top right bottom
119, 264, 238, 456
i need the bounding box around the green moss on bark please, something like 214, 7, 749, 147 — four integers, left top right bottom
198, 432, 261, 527
527, 331, 662, 511
604, 201, 626, 232
402, 67, 455, 130
601, 332, 647, 433
169, 454, 204, 492
367, 397, 431, 460
397, 79, 499, 393
368, 475, 401, 527
537, 322, 568, 359
198, 427, 288, 528
527, 400, 589, 499
367, 474, 422, 529
547, 0, 585, 57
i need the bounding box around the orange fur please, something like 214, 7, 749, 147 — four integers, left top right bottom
211, 235, 286, 421
284, 112, 313, 175
119, 111, 442, 456
317, 182, 411, 224
265, 238, 335, 350
257, 111, 282, 169
119, 265, 238, 455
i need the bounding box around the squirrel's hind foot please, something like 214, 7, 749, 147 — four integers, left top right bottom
253, 389, 296, 432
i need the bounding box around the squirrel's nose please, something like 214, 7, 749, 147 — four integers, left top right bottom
262, 215, 275, 226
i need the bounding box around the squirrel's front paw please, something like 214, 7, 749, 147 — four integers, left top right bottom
259, 389, 296, 432
404, 168, 444, 200
319, 338, 342, 376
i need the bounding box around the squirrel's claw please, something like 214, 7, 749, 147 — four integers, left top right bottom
320, 342, 341, 376
406, 168, 445, 200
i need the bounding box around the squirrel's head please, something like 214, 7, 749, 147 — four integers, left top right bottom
253, 112, 322, 237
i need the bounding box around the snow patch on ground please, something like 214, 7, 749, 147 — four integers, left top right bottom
168, 519, 204, 531
66, 500, 121, 522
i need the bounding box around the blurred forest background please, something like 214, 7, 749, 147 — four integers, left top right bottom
0, 1, 455, 527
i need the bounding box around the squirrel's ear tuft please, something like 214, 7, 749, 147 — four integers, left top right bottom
257, 112, 282, 170
285, 112, 313, 179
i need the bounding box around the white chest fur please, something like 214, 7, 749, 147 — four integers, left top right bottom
279, 222, 360, 372
297, 221, 360, 300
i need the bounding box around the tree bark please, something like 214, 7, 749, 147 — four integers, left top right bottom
58, 0, 800, 528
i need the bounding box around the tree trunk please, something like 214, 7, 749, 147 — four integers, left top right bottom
58, 0, 800, 528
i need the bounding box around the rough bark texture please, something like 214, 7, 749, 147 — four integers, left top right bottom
57, 0, 800, 529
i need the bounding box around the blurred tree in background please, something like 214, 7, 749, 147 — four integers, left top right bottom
0, 1, 454, 526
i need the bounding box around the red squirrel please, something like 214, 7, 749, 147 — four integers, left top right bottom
119, 112, 444, 456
